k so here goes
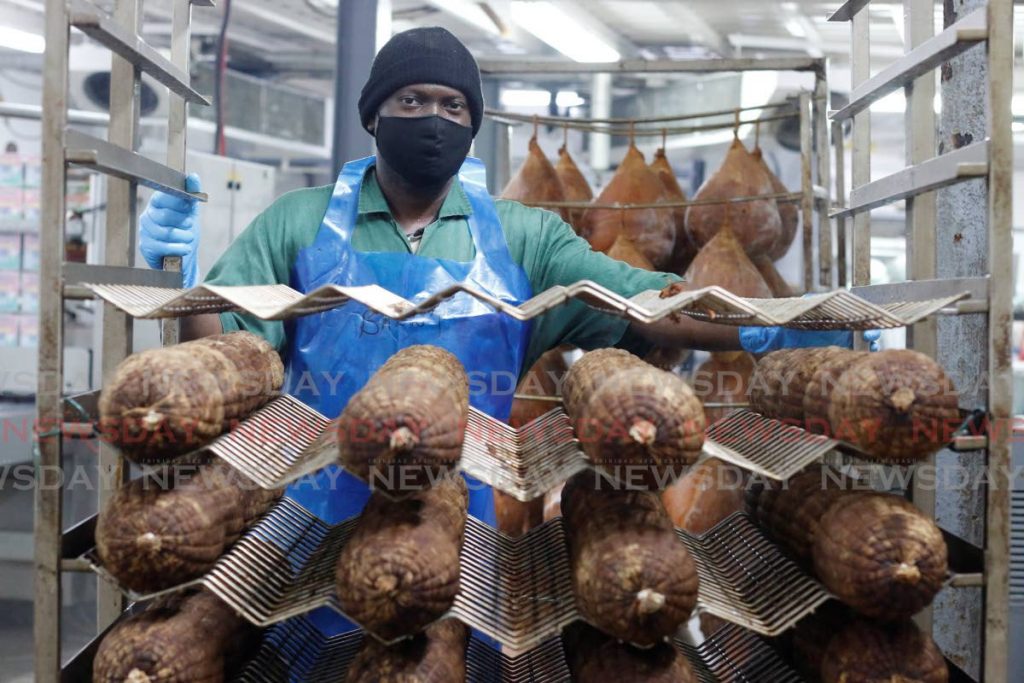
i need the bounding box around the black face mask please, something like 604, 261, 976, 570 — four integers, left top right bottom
374, 115, 473, 188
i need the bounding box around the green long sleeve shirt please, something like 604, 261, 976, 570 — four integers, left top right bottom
204, 169, 681, 373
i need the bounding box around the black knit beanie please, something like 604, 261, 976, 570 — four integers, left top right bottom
358, 27, 484, 136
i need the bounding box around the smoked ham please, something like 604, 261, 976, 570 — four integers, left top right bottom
555, 144, 593, 232
501, 135, 568, 222
582, 143, 675, 269
684, 138, 782, 255
651, 147, 696, 275
752, 146, 799, 261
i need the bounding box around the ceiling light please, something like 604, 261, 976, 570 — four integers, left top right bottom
0, 26, 44, 54
428, 0, 501, 35
555, 90, 585, 108
781, 1, 799, 11
1012, 121, 1024, 134
511, 1, 621, 63
1012, 94, 1024, 116
500, 88, 551, 107
784, 18, 806, 37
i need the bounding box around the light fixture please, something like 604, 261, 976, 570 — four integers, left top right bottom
784, 18, 806, 38
1012, 94, 1024, 117
1012, 121, 1024, 134
428, 0, 501, 35
510, 1, 621, 63
500, 88, 551, 107
555, 90, 585, 108
0, 26, 45, 54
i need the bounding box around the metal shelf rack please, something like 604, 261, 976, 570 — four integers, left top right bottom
828, 0, 1012, 680
34, 0, 210, 680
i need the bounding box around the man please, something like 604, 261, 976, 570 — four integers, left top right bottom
140, 24, 857, 595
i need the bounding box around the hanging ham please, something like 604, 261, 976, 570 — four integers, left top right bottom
650, 147, 696, 275
582, 143, 675, 269
753, 256, 794, 297
684, 138, 782, 256
752, 145, 799, 261
684, 220, 773, 300
555, 144, 593, 233
501, 135, 568, 222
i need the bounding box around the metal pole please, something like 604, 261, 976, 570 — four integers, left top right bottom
475, 78, 502, 195
832, 119, 847, 287
96, 0, 142, 631
162, 0, 193, 344
813, 70, 832, 289
330, 0, 379, 175
798, 92, 813, 292
984, 0, 1013, 678
902, 0, 937, 638
932, 0, 997, 677
35, 0, 69, 678
590, 72, 612, 172
850, 10, 871, 290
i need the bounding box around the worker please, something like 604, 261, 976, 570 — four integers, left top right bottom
138, 26, 872, 645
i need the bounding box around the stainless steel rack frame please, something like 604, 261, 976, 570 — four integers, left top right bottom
828, 0, 1012, 679
34, 0, 209, 680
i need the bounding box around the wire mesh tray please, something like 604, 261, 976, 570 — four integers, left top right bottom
676, 512, 830, 637
705, 408, 974, 481
200, 499, 577, 650
190, 497, 827, 645
233, 619, 799, 683
676, 623, 805, 683
83, 279, 969, 330
203, 396, 671, 502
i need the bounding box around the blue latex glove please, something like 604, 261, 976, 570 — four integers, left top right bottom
139, 173, 201, 288
739, 327, 881, 354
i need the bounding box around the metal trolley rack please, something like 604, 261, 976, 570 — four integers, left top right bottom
29, 3, 1015, 682
828, 0, 1012, 680
33, 0, 210, 680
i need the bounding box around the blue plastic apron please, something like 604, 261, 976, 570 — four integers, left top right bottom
279, 155, 531, 639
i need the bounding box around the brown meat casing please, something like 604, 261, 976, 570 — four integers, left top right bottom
93, 590, 254, 683
96, 462, 281, 594
98, 331, 284, 462
579, 365, 706, 487
813, 493, 948, 620
790, 601, 853, 682
582, 144, 676, 269
747, 465, 851, 566
561, 472, 699, 645
345, 619, 468, 683
335, 476, 468, 640
564, 622, 699, 683
555, 144, 593, 232
749, 347, 853, 425
802, 349, 866, 435
691, 351, 755, 426
501, 135, 568, 222
661, 457, 746, 534
684, 138, 782, 256
337, 345, 468, 492
650, 147, 696, 276
751, 146, 799, 262
820, 619, 949, 683
684, 224, 773, 299
827, 349, 960, 462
